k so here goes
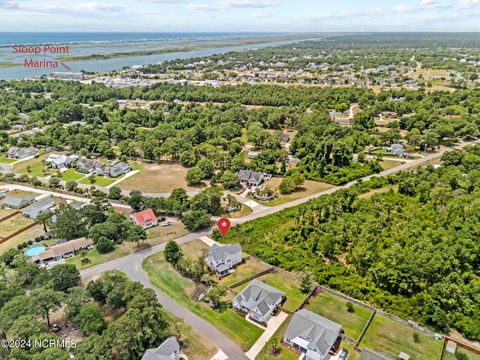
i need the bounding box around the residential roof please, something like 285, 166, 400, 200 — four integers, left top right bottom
207, 243, 242, 262
3, 194, 35, 208
360, 349, 394, 360
237, 169, 264, 184
112, 161, 130, 171
132, 208, 158, 226
285, 309, 342, 356
22, 196, 55, 219
32, 237, 92, 262
234, 280, 284, 317
141, 337, 180, 360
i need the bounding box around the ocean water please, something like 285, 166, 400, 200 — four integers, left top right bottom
0, 32, 274, 46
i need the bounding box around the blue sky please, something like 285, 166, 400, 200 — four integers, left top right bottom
0, 0, 479, 32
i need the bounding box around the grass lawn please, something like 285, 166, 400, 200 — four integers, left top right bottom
256, 315, 298, 360
181, 239, 210, 260
229, 204, 253, 219
0, 213, 35, 238
306, 292, 372, 341
67, 223, 187, 269
66, 245, 130, 269
13, 153, 53, 177
258, 178, 333, 207
0, 156, 16, 164
143, 251, 263, 351
217, 257, 271, 288
235, 271, 305, 313
379, 159, 404, 171
0, 224, 44, 254
361, 314, 443, 360
442, 345, 480, 360
60, 168, 85, 182
79, 174, 117, 187
119, 163, 206, 193
161, 309, 217, 360
359, 185, 398, 200
0, 207, 17, 218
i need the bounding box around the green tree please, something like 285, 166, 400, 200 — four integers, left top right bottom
74, 303, 106, 335
96, 236, 115, 254
185, 167, 205, 186
49, 264, 80, 292
31, 287, 63, 327
181, 210, 211, 231
108, 186, 122, 200
164, 241, 182, 267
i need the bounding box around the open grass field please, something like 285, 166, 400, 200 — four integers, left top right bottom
13, 153, 53, 177
143, 251, 264, 351
217, 257, 271, 287
235, 270, 305, 312
60, 168, 85, 182
256, 315, 298, 360
0, 207, 17, 218
359, 185, 398, 200
379, 159, 404, 171
0, 223, 44, 254
361, 314, 443, 360
0, 156, 16, 164
79, 174, 117, 187
0, 213, 35, 238
306, 292, 372, 341
181, 238, 210, 260
119, 163, 206, 193
258, 178, 333, 207
67, 223, 187, 269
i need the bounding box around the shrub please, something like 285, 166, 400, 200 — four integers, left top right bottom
346, 302, 355, 313
96, 237, 114, 254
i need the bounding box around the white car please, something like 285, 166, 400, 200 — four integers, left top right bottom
160, 221, 172, 227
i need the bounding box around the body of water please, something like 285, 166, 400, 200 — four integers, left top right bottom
0, 32, 299, 80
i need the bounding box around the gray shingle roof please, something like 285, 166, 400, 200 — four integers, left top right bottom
208, 243, 242, 262
285, 309, 342, 356
141, 337, 180, 360
22, 197, 55, 219
3, 194, 35, 208
234, 280, 284, 317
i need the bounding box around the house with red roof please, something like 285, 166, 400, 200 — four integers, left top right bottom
130, 208, 158, 230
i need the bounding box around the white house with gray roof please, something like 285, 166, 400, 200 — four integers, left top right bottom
45, 154, 78, 169
232, 280, 284, 323
205, 243, 242, 277
141, 336, 180, 360
284, 309, 342, 360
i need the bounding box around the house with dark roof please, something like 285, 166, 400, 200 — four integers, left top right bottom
3, 194, 36, 209
238, 169, 264, 187
360, 349, 394, 360
284, 309, 342, 360
232, 280, 284, 323
109, 162, 131, 177
22, 196, 55, 219
76, 157, 105, 174
141, 337, 180, 360
205, 243, 242, 277
130, 208, 158, 229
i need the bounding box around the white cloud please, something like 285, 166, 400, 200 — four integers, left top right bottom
253, 9, 273, 17
188, 0, 280, 12
459, 0, 480, 8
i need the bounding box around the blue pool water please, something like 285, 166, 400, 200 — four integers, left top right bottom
24, 244, 46, 257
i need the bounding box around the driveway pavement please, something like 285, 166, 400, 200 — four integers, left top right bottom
245, 311, 289, 360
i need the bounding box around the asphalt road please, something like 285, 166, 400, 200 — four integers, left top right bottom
75, 139, 479, 359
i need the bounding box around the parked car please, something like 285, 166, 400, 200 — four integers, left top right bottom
339, 349, 349, 360
158, 217, 166, 222
160, 221, 172, 227
51, 324, 61, 332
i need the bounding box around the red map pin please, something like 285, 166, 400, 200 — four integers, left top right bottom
217, 217, 231, 237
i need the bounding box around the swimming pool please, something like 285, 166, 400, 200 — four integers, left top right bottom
24, 244, 46, 257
